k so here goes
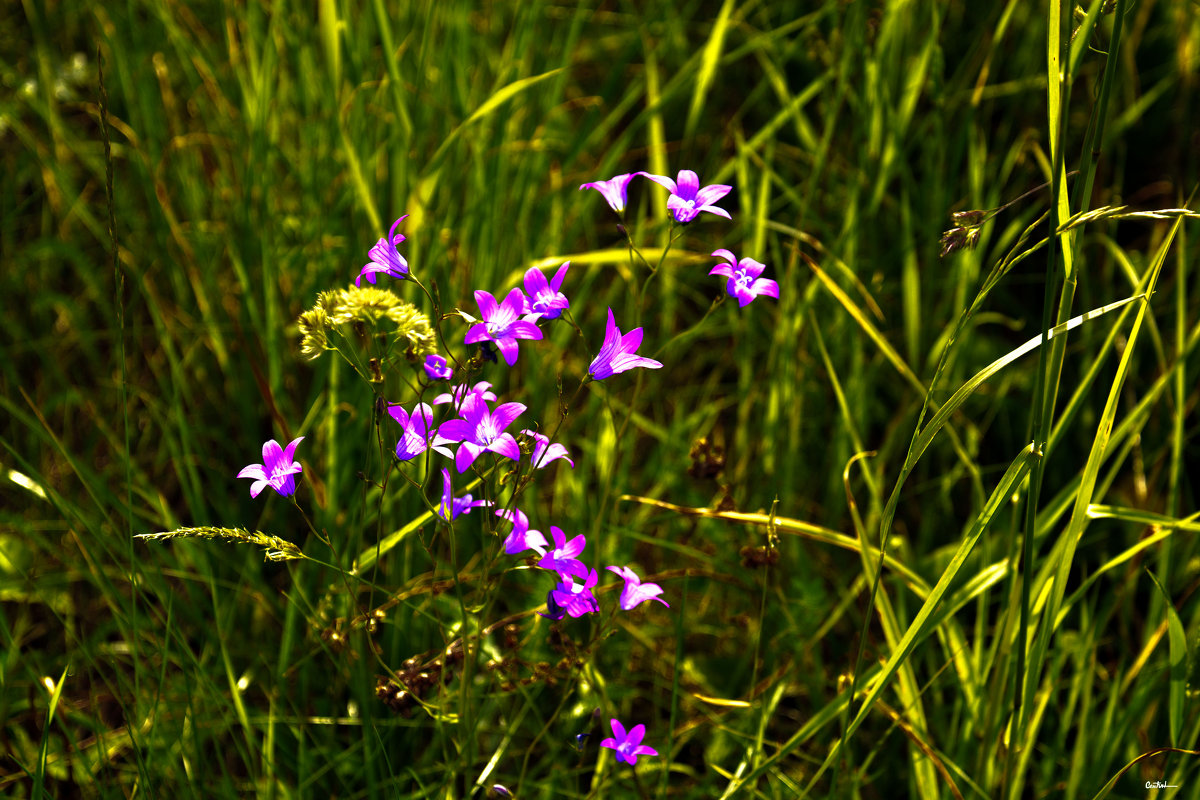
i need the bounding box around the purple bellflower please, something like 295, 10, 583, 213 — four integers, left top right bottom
579, 173, 637, 215
356, 215, 409, 285
600, 718, 658, 765
640, 170, 731, 224
538, 526, 589, 580
587, 308, 663, 381
423, 354, 453, 382
606, 566, 669, 610
541, 568, 600, 620
464, 288, 543, 366
237, 437, 304, 498
388, 402, 447, 462
710, 249, 780, 307
432, 380, 497, 407
521, 429, 574, 469
436, 468, 492, 521
434, 393, 526, 473
496, 506, 549, 556
521, 262, 571, 322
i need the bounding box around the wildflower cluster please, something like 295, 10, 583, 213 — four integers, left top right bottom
581, 170, 779, 306
170, 162, 779, 784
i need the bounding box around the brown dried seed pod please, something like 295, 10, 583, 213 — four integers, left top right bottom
503, 623, 520, 650
740, 545, 780, 568
688, 437, 726, 480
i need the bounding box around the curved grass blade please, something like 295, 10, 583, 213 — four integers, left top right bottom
909, 295, 1137, 472
425, 68, 565, 174
34, 665, 70, 799
1022, 212, 1181, 751
1146, 569, 1187, 747
846, 444, 1037, 738
1088, 747, 1200, 800
713, 444, 1034, 795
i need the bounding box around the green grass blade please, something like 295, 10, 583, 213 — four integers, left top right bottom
1021, 211, 1182, 767
846, 445, 1037, 739
425, 67, 565, 174
33, 665, 69, 800
684, 0, 736, 139
1146, 569, 1187, 747
1088, 747, 1200, 800
910, 295, 1137, 470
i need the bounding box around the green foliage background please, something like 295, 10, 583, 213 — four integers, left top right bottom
3, 0, 1200, 797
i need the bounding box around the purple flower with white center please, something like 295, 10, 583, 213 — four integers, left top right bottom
355, 215, 409, 285
496, 506, 549, 556
434, 393, 526, 473
541, 568, 600, 620
606, 566, 669, 610
432, 381, 497, 407
388, 402, 446, 462
579, 173, 637, 215
521, 429, 574, 469
237, 437, 304, 498
423, 354, 453, 382
600, 719, 658, 765
436, 468, 492, 521
521, 262, 571, 322
538, 526, 589, 580
587, 308, 663, 381
640, 169, 732, 224
710, 249, 780, 307
463, 288, 543, 366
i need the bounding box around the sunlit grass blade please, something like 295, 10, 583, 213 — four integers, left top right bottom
33, 666, 69, 799
1020, 211, 1182, 772
848, 445, 1036, 740
425, 67, 565, 174
807, 252, 922, 395
1088, 747, 1200, 800
684, 0, 736, 139
911, 294, 1137, 470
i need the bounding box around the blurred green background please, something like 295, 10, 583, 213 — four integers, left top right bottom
3, 0, 1200, 797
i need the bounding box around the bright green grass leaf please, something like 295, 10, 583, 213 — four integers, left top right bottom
1146, 569, 1188, 747
34, 665, 69, 799
685, 0, 736, 139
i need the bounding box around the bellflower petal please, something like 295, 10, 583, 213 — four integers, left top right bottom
432, 381, 497, 406
424, 354, 453, 381
436, 468, 492, 521
640, 170, 732, 223
579, 173, 637, 214
587, 308, 663, 381
496, 507, 549, 556
522, 262, 571, 322
439, 395, 526, 473
538, 526, 589, 579
237, 436, 304, 498
543, 568, 599, 619
600, 718, 659, 765
606, 565, 669, 610
710, 250, 779, 307
521, 429, 574, 469
356, 216, 410, 285
390, 402, 437, 461
467, 288, 542, 365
